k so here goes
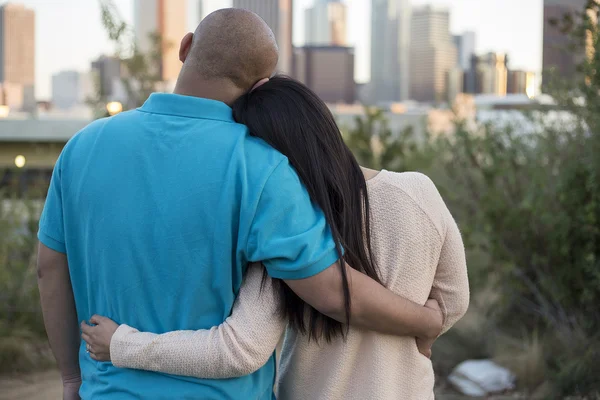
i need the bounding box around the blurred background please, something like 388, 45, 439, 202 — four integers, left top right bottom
0, 0, 599, 399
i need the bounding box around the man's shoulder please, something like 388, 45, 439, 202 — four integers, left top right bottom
74, 115, 112, 138
242, 133, 285, 158
59, 116, 112, 157
68, 111, 137, 144
59, 112, 146, 170
240, 133, 291, 178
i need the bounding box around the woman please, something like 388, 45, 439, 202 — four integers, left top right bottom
82, 76, 469, 400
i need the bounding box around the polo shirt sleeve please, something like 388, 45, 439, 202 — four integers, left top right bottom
38, 155, 66, 254
246, 160, 340, 280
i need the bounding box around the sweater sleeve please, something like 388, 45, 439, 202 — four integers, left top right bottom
430, 209, 470, 335
109, 263, 286, 379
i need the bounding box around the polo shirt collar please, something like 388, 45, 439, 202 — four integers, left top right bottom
138, 93, 234, 122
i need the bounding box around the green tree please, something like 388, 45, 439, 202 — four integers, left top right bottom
89, 0, 169, 116
343, 107, 430, 172
0, 193, 53, 373
343, 2, 600, 397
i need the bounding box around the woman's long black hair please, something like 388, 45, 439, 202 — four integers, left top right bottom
232, 76, 380, 342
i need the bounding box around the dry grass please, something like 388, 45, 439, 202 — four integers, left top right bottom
493, 332, 547, 392
432, 277, 600, 398
432, 280, 500, 377
0, 326, 54, 375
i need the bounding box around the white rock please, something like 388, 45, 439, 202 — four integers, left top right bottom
448, 359, 516, 397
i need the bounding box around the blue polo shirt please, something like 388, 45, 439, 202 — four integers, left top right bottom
38, 93, 339, 399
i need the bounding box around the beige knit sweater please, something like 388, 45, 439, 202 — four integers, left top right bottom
110, 171, 470, 400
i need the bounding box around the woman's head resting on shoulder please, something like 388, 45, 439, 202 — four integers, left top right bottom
232, 76, 380, 342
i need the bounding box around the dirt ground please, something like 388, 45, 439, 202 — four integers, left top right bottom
0, 370, 62, 400
0, 370, 523, 399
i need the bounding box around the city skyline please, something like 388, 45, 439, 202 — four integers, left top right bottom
304, 0, 348, 46
0, 0, 544, 99
370, 0, 412, 102
410, 5, 457, 102
134, 0, 188, 83
233, 0, 294, 74
0, 3, 35, 110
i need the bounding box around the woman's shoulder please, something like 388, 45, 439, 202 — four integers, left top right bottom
371, 171, 439, 197
369, 171, 448, 235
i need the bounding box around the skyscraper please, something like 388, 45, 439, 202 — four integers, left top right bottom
446, 66, 464, 104
454, 31, 476, 70
305, 0, 347, 46
410, 5, 457, 103
198, 0, 224, 21
293, 45, 355, 104
134, 0, 187, 84
0, 3, 35, 110
91, 55, 127, 103
233, 0, 294, 75
542, 0, 588, 86
370, 0, 411, 102
508, 70, 536, 97
471, 52, 508, 96
52, 71, 93, 110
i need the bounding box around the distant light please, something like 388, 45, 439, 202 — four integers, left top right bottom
15, 155, 26, 168
526, 85, 535, 99
390, 103, 406, 114
0, 105, 9, 118
106, 101, 123, 116
525, 73, 536, 99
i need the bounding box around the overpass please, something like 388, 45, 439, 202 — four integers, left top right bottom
0, 109, 431, 170
0, 119, 89, 196
1, 97, 557, 195
0, 119, 90, 169
0, 119, 89, 169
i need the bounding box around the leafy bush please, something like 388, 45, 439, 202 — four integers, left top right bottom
0, 192, 52, 374
343, 4, 600, 396
345, 105, 599, 398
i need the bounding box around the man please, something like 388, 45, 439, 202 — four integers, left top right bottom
37, 9, 441, 400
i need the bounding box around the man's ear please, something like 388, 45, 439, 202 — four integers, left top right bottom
179, 33, 194, 63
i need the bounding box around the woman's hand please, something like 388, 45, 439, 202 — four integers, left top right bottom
81, 315, 119, 362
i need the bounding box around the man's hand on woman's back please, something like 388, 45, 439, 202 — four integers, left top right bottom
285, 262, 444, 340
416, 299, 443, 358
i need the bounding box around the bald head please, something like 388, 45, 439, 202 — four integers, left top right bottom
181, 8, 279, 91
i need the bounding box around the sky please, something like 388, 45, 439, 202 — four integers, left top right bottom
1, 0, 544, 100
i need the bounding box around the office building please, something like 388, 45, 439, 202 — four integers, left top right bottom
463, 66, 477, 94
370, 0, 411, 102
542, 0, 588, 86
446, 67, 464, 104
233, 0, 294, 74
91, 55, 127, 103
199, 0, 224, 20
52, 71, 93, 110
0, 3, 35, 111
472, 52, 508, 96
410, 5, 457, 102
293, 45, 355, 104
134, 0, 187, 83
305, 0, 347, 46
508, 70, 536, 97
355, 82, 373, 104
454, 31, 476, 70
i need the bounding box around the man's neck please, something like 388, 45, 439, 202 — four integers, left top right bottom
173, 70, 245, 106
